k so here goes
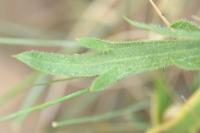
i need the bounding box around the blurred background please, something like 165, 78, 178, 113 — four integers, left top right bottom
0, 0, 200, 133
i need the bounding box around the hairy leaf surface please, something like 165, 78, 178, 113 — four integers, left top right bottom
16, 39, 200, 91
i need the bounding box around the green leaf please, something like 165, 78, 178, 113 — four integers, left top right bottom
124, 17, 200, 39
173, 56, 200, 70
2, 18, 200, 126
78, 37, 113, 52
78, 19, 200, 52
90, 67, 133, 91
170, 19, 200, 32
16, 39, 200, 91
78, 37, 178, 52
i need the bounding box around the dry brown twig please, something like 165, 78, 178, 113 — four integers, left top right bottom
149, 0, 170, 27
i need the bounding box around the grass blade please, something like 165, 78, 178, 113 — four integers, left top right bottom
52, 100, 149, 127
13, 74, 49, 124
0, 88, 89, 121
0, 37, 77, 47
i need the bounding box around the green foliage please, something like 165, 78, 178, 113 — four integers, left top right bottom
1, 18, 200, 133
170, 19, 200, 31
16, 39, 200, 91
124, 17, 200, 39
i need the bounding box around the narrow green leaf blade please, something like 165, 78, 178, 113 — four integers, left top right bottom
124, 17, 200, 39
0, 37, 77, 47
0, 88, 89, 121
52, 100, 149, 127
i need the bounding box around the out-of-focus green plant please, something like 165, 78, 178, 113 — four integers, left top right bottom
148, 87, 200, 133
52, 100, 149, 128
151, 75, 172, 126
